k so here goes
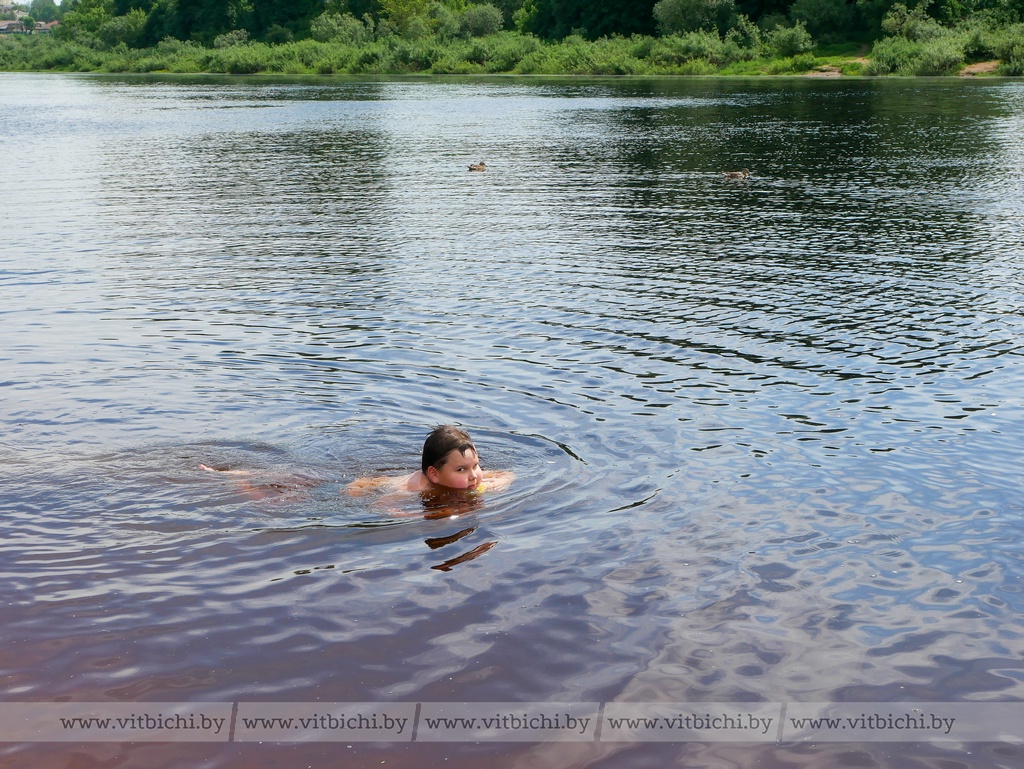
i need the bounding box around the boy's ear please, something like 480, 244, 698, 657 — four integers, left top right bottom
425, 465, 439, 483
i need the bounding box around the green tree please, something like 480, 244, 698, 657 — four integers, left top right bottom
881, 1, 944, 38
379, 0, 430, 33
734, 0, 790, 27
21, 14, 36, 32
252, 0, 322, 37
489, 0, 522, 28
263, 21, 292, 40
310, 11, 371, 41
28, 0, 59, 22
430, 1, 464, 38
461, 2, 502, 35
140, 0, 179, 45
788, 0, 855, 41
529, 0, 657, 38
99, 8, 147, 45
174, 0, 233, 42
55, 0, 114, 40
512, 0, 536, 30
213, 26, 249, 44
764, 18, 814, 52
654, 0, 736, 33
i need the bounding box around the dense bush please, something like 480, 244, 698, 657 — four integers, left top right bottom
867, 30, 964, 73
913, 33, 965, 72
764, 20, 814, 55
98, 9, 147, 49
993, 23, 1024, 71
765, 50, 817, 70
462, 30, 541, 69
310, 12, 372, 44
213, 29, 250, 48
430, 2, 464, 39
866, 34, 922, 71
1, 10, 1022, 77
958, 18, 999, 59
881, 2, 946, 40
207, 41, 272, 72
263, 24, 294, 44
650, 29, 750, 64
462, 3, 504, 36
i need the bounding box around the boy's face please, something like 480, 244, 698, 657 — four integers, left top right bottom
427, 447, 482, 490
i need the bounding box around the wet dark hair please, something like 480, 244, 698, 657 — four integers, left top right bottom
421, 425, 476, 474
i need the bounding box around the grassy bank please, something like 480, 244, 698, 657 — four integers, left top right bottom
2, 26, 1022, 76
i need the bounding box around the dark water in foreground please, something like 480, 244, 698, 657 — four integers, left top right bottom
1, 72, 1024, 768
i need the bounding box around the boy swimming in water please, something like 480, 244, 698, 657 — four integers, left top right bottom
346, 425, 515, 496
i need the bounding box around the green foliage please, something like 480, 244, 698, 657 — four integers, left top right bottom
21, 15, 37, 33
29, 0, 60, 23
310, 12, 370, 43
867, 27, 964, 72
55, 0, 114, 42
855, 0, 893, 34
649, 30, 736, 63
512, 0, 537, 32
764, 19, 814, 54
432, 27, 539, 67
654, 0, 737, 33
764, 49, 816, 68
5, 3, 1024, 78
865, 32, 919, 70
429, 2, 464, 38
913, 31, 964, 70
206, 39, 267, 71
461, 3, 503, 36
213, 28, 249, 46
992, 22, 1024, 70
727, 12, 762, 46
788, 0, 855, 42
0, 33, 106, 69
403, 14, 432, 37
228, 0, 255, 30
379, 0, 431, 34
757, 12, 789, 29
98, 9, 147, 47
881, 2, 945, 38
529, 0, 657, 39
263, 23, 293, 42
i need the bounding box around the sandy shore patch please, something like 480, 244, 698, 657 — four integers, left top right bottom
961, 60, 1000, 76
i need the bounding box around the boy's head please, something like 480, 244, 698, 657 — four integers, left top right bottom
421, 425, 481, 489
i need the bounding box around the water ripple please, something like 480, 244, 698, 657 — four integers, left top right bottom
2, 74, 1023, 769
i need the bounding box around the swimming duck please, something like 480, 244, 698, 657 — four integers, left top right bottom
468, 162, 487, 172
723, 168, 750, 179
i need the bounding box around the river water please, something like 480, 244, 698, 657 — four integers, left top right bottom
2, 72, 1023, 768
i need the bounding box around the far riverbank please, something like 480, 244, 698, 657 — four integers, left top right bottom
1, 29, 1022, 77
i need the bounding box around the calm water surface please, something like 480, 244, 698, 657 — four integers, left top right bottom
2, 72, 1024, 769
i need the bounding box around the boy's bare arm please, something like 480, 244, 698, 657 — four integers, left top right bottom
345, 476, 393, 496
481, 470, 515, 493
